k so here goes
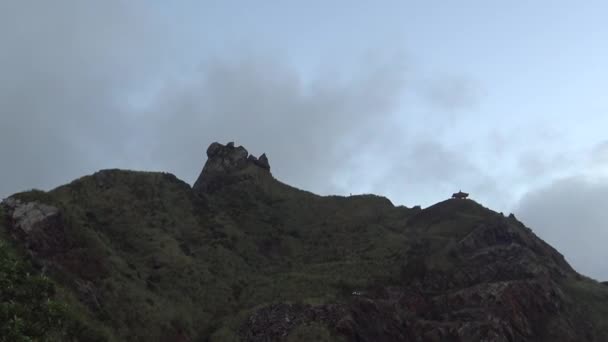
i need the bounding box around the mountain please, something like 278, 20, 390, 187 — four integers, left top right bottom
1, 142, 607, 341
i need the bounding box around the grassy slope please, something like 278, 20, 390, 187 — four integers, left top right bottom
2, 169, 608, 341
1, 200, 116, 342
5, 170, 421, 340
561, 276, 608, 340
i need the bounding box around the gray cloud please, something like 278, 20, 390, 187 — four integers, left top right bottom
0, 1, 493, 210
420, 75, 484, 111
366, 140, 505, 209
591, 140, 608, 166
517, 150, 574, 179
515, 176, 608, 280
0, 0, 170, 197
0, 0, 414, 199
133, 56, 500, 207
140, 55, 408, 194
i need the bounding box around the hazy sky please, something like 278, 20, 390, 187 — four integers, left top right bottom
1, 1, 607, 279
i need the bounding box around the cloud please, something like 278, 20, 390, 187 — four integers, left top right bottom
0, 0, 170, 197
0, 1, 491, 210
0, 0, 414, 198
375, 140, 504, 208
516, 150, 575, 179
591, 140, 608, 166
133, 56, 501, 206
420, 75, 484, 111
515, 176, 608, 280
140, 55, 409, 194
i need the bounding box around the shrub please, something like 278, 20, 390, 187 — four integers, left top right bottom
0, 241, 67, 341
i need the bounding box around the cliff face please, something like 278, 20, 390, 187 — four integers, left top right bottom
1, 142, 607, 342
193, 142, 271, 194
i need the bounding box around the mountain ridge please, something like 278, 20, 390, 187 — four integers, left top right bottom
1, 141, 607, 341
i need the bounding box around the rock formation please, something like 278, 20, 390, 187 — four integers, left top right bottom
193, 142, 271, 194
3, 197, 59, 234
1, 197, 67, 259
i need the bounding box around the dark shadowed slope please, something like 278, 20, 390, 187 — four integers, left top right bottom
1, 142, 607, 341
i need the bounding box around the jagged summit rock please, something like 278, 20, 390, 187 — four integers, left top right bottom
205, 141, 250, 171
256, 153, 270, 170
193, 141, 271, 193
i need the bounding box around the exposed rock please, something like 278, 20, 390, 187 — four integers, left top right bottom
254, 153, 270, 170
241, 280, 573, 341
241, 279, 569, 342
240, 303, 347, 341
1, 198, 67, 258
205, 142, 249, 171
207, 142, 225, 158
2, 197, 112, 284
193, 142, 272, 193
3, 197, 59, 234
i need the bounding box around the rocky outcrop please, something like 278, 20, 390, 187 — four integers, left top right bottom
204, 142, 250, 173
2, 196, 114, 311
3, 198, 59, 233
240, 278, 571, 342
239, 209, 582, 342
241, 275, 575, 341
240, 303, 347, 341
1, 197, 67, 258
256, 153, 270, 170
193, 142, 271, 193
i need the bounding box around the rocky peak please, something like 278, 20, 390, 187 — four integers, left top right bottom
205, 141, 251, 172
193, 142, 271, 193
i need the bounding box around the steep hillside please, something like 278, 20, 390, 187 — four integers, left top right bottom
1, 142, 607, 341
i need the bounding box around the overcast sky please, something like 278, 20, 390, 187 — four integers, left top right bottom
1, 1, 607, 279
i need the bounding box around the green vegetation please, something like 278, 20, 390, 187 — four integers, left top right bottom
2, 166, 607, 341
0, 205, 65, 341
2, 170, 420, 340
0, 251, 60, 341
0, 206, 112, 342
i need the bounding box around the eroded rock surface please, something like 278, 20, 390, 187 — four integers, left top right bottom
3, 197, 59, 234
193, 142, 272, 193
1, 197, 67, 258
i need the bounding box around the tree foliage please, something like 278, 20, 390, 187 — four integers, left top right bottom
0, 242, 66, 341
